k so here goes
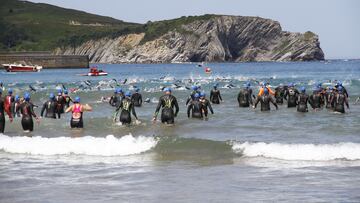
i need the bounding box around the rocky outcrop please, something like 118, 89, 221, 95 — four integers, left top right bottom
54, 15, 324, 63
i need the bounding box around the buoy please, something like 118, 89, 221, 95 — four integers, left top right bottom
205, 67, 212, 74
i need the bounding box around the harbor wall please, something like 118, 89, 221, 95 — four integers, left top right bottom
0, 52, 89, 69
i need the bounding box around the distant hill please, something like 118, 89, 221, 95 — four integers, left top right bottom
1, 0, 324, 62
0, 0, 142, 51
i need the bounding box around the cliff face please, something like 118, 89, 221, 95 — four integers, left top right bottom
55, 16, 324, 63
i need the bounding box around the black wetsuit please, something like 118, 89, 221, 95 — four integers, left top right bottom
154, 94, 179, 124
116, 98, 138, 124
331, 93, 349, 113
200, 98, 214, 117
297, 93, 309, 112
237, 88, 253, 107
17, 101, 37, 132
187, 100, 203, 119
186, 90, 200, 105
64, 95, 72, 108
254, 95, 278, 111
131, 92, 143, 107
109, 94, 121, 107
309, 92, 324, 109
41, 99, 57, 118
55, 95, 66, 118
284, 88, 299, 108
275, 86, 286, 104
210, 89, 222, 104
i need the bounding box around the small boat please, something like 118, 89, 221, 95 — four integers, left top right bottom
2, 62, 42, 72
81, 67, 108, 76
205, 67, 212, 74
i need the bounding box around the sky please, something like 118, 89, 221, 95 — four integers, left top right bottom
30, 0, 360, 59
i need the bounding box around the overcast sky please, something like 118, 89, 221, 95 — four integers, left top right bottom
30, 0, 360, 59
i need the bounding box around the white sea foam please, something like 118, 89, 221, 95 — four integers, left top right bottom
232, 142, 360, 161
0, 134, 157, 156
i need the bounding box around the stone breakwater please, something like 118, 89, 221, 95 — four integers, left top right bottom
0, 52, 89, 69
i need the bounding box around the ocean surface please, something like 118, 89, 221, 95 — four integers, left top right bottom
1, 60, 360, 202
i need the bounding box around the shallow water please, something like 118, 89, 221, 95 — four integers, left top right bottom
1, 60, 360, 202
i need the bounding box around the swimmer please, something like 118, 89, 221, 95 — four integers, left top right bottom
153, 88, 179, 125
17, 93, 39, 132
131, 88, 143, 107
199, 92, 214, 119
0, 89, 13, 133
238, 82, 253, 107
330, 86, 349, 113
297, 87, 309, 112
253, 88, 278, 111
187, 93, 203, 119
65, 96, 92, 128
114, 91, 139, 125
210, 84, 223, 104
284, 83, 299, 108
40, 93, 58, 119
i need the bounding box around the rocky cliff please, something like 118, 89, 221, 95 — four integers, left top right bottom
55, 15, 324, 63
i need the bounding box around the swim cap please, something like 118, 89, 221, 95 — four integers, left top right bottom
194, 93, 200, 98
213, 84, 218, 88
8, 88, 13, 94
163, 87, 172, 92
117, 88, 123, 93
135, 88, 140, 92
300, 86, 306, 93
246, 82, 251, 87
49, 93, 55, 99
24, 92, 31, 101
263, 88, 269, 95
337, 81, 342, 86
288, 82, 294, 87
125, 91, 131, 97
64, 89, 68, 94
15, 95, 20, 101
191, 85, 198, 91
200, 92, 205, 97
317, 82, 322, 88
57, 89, 62, 95
337, 86, 343, 92
74, 96, 80, 103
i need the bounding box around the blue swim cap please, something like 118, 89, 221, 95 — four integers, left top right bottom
194, 93, 200, 98
64, 89, 68, 94
213, 84, 218, 88
337, 81, 342, 86
246, 82, 251, 87
125, 91, 131, 97
74, 96, 80, 103
263, 88, 269, 95
8, 88, 13, 94
288, 82, 294, 87
300, 86, 306, 93
328, 86, 333, 90
191, 85, 198, 91
200, 92, 205, 97
163, 87, 172, 92
15, 95, 20, 101
317, 82, 322, 88
337, 86, 343, 92
49, 93, 55, 99
135, 88, 140, 92
24, 92, 31, 101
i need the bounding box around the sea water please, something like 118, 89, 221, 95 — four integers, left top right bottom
0, 60, 360, 202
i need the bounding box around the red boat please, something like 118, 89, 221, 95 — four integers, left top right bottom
2, 63, 43, 72
81, 67, 108, 76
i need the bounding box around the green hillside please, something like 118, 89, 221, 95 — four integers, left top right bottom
0, 0, 217, 52
0, 0, 142, 51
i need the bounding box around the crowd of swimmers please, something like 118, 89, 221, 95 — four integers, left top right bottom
0, 80, 355, 134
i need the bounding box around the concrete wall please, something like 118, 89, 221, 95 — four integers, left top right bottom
0, 53, 89, 69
